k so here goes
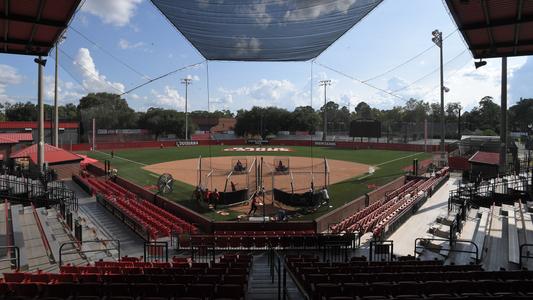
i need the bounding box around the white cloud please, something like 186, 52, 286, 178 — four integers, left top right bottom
73, 48, 125, 93
81, 0, 142, 26
378, 57, 528, 110
44, 76, 84, 104
0, 64, 23, 102
284, 0, 358, 21
186, 74, 200, 81
118, 38, 145, 49
151, 86, 185, 109
235, 37, 261, 56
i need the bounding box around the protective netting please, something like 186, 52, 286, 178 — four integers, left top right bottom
150, 0, 383, 61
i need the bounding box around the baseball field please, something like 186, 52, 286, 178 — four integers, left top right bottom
82, 145, 431, 221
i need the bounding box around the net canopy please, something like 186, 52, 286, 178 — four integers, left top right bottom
150, 0, 383, 61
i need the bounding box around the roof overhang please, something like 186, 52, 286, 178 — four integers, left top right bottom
0, 0, 82, 56
445, 0, 533, 59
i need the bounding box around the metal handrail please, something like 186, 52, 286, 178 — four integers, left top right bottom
414, 237, 479, 263
0, 246, 20, 270
519, 243, 533, 268
31, 203, 55, 263
269, 248, 310, 300
59, 239, 120, 266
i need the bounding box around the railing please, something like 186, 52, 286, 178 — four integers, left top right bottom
414, 237, 479, 263
144, 241, 168, 262
268, 248, 308, 300
369, 240, 393, 262
59, 239, 120, 266
0, 246, 20, 270
31, 203, 55, 264
519, 244, 533, 269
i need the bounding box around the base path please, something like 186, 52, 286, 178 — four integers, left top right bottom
143, 156, 369, 193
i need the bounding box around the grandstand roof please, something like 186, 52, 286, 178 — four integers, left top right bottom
10, 143, 82, 164
445, 0, 533, 58
0, 0, 82, 56
150, 0, 383, 61
0, 133, 33, 144
0, 121, 79, 129
468, 151, 500, 165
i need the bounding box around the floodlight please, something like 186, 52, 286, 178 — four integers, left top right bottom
474, 59, 487, 69
443, 86, 450, 93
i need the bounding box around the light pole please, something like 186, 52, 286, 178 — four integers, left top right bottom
319, 80, 331, 141
432, 29, 446, 160
53, 35, 66, 147
181, 78, 192, 140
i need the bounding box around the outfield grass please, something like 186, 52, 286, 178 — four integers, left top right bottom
82, 145, 431, 221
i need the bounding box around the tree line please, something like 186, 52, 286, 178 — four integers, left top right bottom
0, 92, 531, 140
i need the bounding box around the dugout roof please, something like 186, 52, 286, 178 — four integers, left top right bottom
150, 0, 383, 61
0, 0, 82, 56
445, 0, 533, 58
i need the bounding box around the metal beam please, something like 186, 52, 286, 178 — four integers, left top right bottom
513, 0, 524, 56
0, 13, 67, 29
460, 15, 533, 31
0, 48, 48, 56
0, 37, 51, 48
28, 0, 46, 46
470, 39, 533, 50
3, 0, 8, 53
480, 0, 495, 50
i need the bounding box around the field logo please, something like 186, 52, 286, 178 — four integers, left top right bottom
224, 147, 291, 152
176, 140, 199, 146
314, 141, 336, 147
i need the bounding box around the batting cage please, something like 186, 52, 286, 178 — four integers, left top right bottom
268, 157, 330, 208
196, 156, 256, 207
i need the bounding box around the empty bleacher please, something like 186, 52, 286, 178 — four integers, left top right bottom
331, 167, 449, 239
80, 176, 197, 240
287, 254, 533, 299
1, 254, 251, 300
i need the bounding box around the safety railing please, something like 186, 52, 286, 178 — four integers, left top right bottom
414, 237, 479, 263
144, 241, 168, 262
0, 246, 20, 270
59, 239, 120, 266
31, 203, 55, 264
268, 248, 305, 300
519, 244, 533, 269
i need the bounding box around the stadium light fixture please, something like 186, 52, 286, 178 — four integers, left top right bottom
475, 59, 487, 69
181, 78, 192, 140
431, 29, 446, 159
319, 80, 332, 141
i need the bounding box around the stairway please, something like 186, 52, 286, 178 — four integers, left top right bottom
247, 253, 305, 300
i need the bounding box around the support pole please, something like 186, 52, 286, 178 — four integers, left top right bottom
501, 57, 508, 173
53, 45, 59, 147
439, 36, 445, 156
36, 56, 46, 173
92, 118, 96, 151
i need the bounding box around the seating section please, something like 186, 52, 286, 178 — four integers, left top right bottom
331, 167, 449, 236
191, 232, 352, 249
2, 254, 251, 300
83, 176, 197, 239
287, 255, 533, 299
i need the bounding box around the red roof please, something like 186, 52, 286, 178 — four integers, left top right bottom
0, 133, 33, 144
445, 0, 533, 58
0, 121, 78, 129
468, 151, 501, 166
0, 0, 82, 56
10, 143, 82, 164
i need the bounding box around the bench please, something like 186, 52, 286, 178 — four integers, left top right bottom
471, 208, 489, 262
503, 204, 520, 264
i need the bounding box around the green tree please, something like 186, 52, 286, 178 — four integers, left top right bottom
354, 101, 372, 119
509, 98, 533, 131
5, 102, 37, 121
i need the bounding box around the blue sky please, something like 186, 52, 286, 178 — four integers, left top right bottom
0, 0, 531, 113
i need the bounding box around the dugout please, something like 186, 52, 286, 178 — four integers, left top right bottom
468, 151, 500, 181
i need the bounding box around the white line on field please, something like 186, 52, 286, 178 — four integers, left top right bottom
94, 150, 147, 167
375, 152, 424, 167
357, 152, 424, 180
